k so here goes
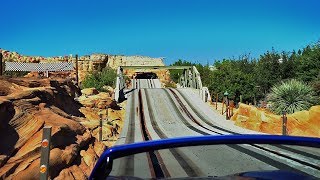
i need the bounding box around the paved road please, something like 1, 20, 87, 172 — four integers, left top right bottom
110, 79, 320, 179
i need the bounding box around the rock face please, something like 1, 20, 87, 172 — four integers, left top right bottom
77, 88, 125, 147
0, 77, 125, 179
231, 103, 320, 137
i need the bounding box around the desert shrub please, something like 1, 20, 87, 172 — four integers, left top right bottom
267, 79, 319, 114
81, 67, 117, 91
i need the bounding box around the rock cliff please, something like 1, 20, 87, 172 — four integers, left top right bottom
0, 77, 125, 179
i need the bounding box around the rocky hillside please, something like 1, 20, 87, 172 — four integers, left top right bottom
0, 49, 167, 83
0, 77, 125, 179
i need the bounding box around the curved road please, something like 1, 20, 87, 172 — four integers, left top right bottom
110, 79, 320, 179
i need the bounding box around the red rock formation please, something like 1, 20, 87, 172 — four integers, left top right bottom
0, 77, 124, 179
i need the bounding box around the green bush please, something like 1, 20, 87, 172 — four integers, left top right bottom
267, 79, 319, 114
81, 67, 117, 92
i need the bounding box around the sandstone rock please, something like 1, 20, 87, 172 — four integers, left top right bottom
54, 168, 74, 180
55, 165, 87, 180
78, 158, 91, 177
96, 92, 111, 99
231, 103, 320, 137
80, 145, 97, 168
80, 107, 100, 121
102, 86, 114, 93
97, 99, 113, 109
78, 96, 96, 108
78, 92, 113, 109
0, 78, 99, 179
81, 88, 99, 96
12, 145, 79, 180
93, 141, 106, 157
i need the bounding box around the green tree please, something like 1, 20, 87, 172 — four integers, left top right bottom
295, 42, 320, 82
254, 49, 282, 95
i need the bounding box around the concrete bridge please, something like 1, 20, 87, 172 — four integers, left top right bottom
115, 66, 210, 103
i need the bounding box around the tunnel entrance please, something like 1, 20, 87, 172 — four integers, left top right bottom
135, 72, 158, 79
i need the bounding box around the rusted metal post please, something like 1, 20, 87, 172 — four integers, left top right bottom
226, 98, 229, 120
99, 114, 103, 142
221, 100, 224, 115
0, 52, 3, 76
230, 101, 234, 117
40, 126, 52, 180
282, 111, 287, 135
75, 54, 79, 86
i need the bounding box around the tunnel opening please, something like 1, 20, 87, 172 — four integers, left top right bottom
135, 72, 158, 79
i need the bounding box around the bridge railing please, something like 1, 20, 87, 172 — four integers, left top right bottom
179, 66, 211, 102
114, 67, 126, 102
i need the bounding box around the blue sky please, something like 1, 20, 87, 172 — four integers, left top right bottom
1, 0, 319, 64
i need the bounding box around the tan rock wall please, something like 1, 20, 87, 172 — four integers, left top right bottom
231, 103, 320, 137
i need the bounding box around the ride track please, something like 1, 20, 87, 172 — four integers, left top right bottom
108, 79, 320, 179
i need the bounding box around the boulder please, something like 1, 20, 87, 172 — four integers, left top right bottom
78, 92, 114, 109
102, 86, 114, 93
81, 88, 99, 96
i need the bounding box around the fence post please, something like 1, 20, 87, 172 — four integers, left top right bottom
75, 54, 79, 86
99, 114, 103, 142
40, 126, 52, 180
0, 52, 3, 76
282, 111, 287, 135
